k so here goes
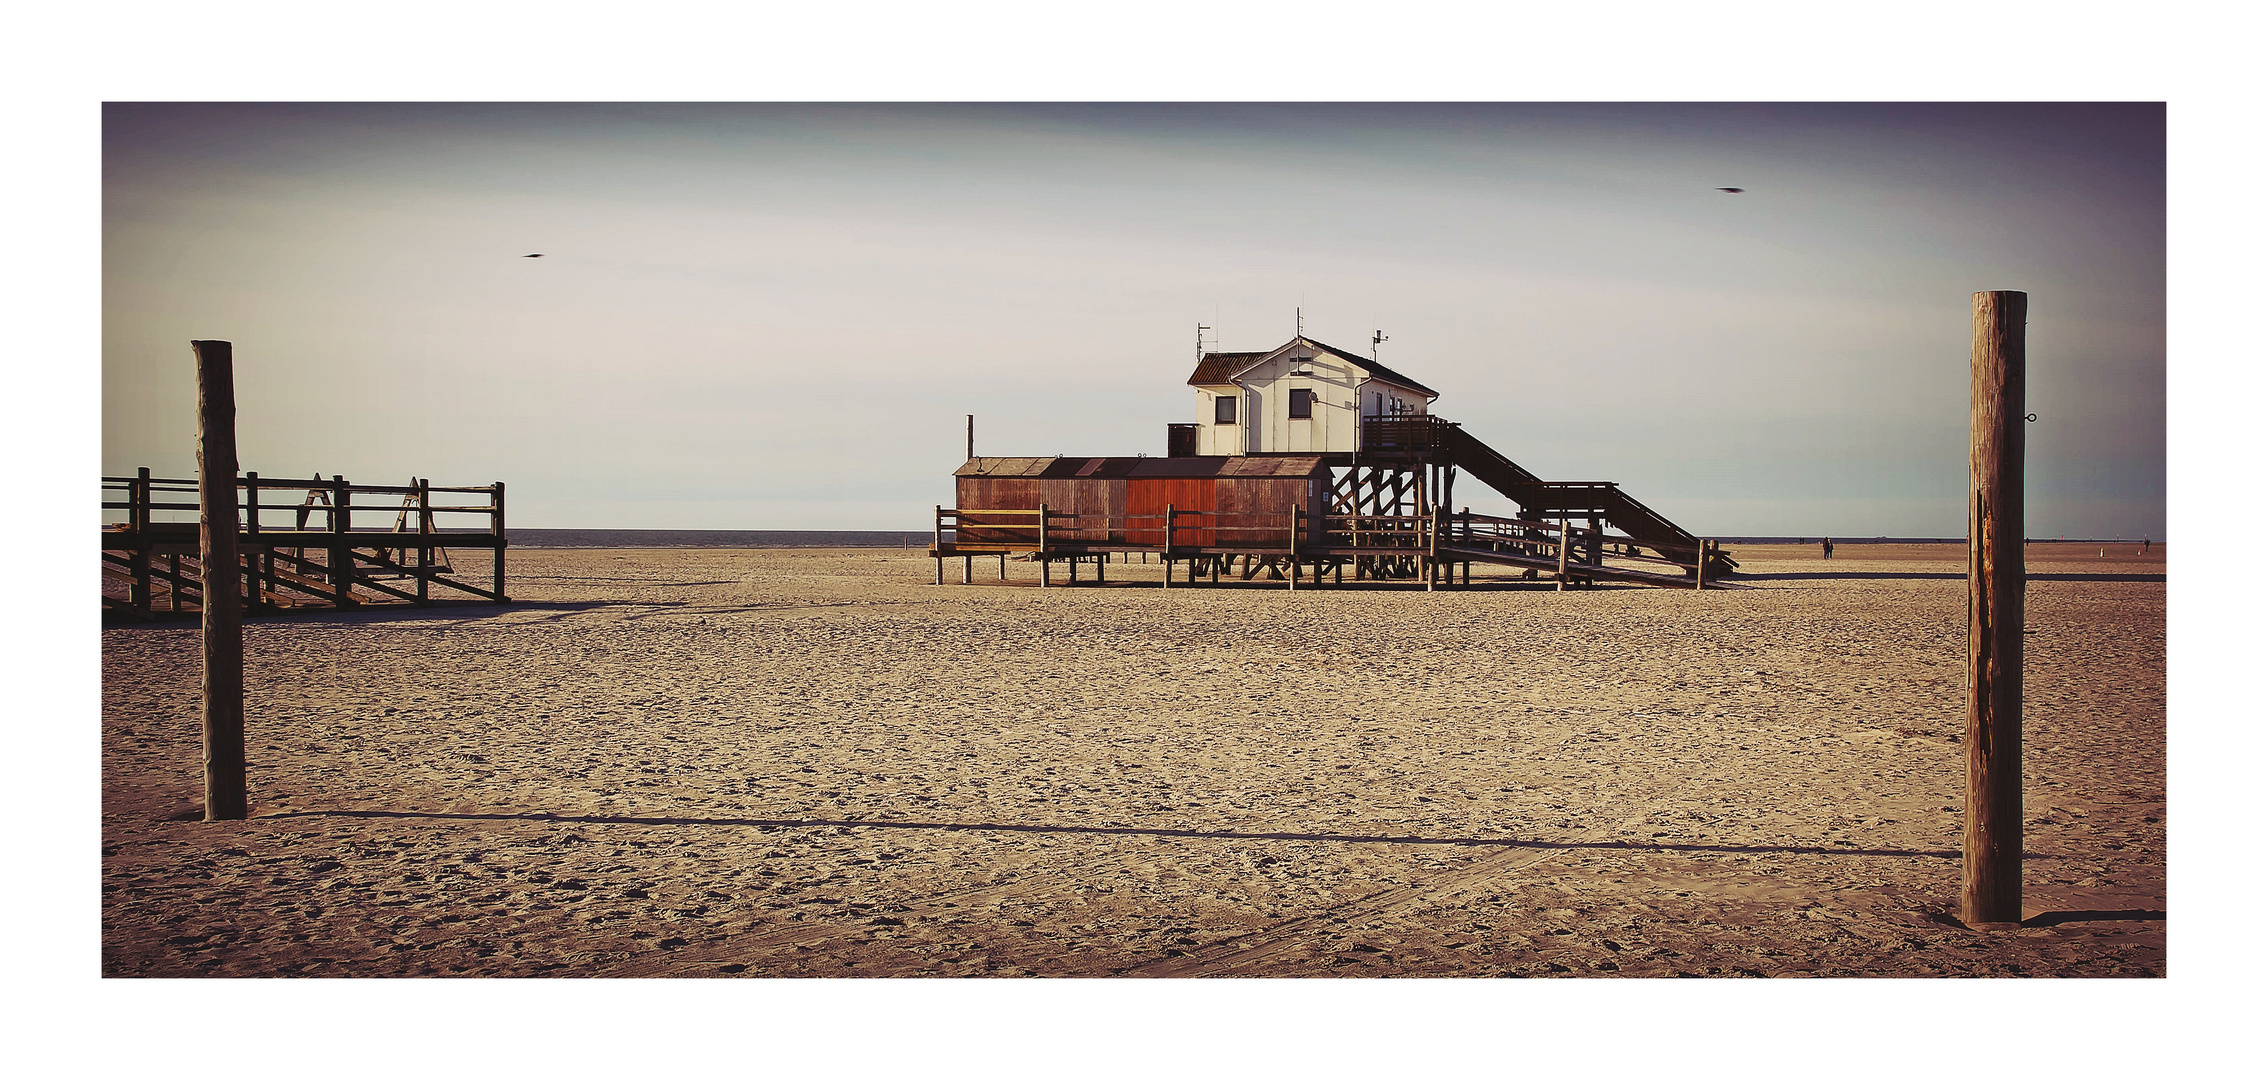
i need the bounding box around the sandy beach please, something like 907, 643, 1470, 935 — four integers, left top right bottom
99, 542, 2166, 977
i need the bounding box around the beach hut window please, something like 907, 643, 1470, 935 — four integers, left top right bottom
1288, 389, 1315, 419
1215, 395, 1237, 424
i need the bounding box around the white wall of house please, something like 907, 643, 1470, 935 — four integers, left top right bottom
1191, 343, 1428, 455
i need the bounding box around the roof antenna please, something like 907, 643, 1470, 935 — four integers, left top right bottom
1196, 322, 1211, 360
1372, 329, 1388, 360
1295, 306, 1303, 340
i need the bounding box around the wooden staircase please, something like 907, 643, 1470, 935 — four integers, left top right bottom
1364, 416, 1734, 577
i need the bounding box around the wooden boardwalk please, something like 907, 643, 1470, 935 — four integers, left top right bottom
930, 506, 1721, 590
101, 470, 509, 617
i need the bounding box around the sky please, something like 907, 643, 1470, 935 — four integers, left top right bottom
103, 102, 2164, 537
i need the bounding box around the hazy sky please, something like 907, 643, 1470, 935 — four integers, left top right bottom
103, 102, 2163, 536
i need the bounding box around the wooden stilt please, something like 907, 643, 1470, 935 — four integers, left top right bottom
490, 481, 507, 602
1964, 289, 2028, 927
193, 340, 247, 821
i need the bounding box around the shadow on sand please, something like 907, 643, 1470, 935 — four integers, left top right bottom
1733, 570, 2164, 583
264, 807, 1965, 861
103, 599, 648, 631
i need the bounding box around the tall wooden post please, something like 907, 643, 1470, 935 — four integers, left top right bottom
193, 340, 247, 822
966, 414, 974, 461
933, 505, 944, 585
1039, 503, 1051, 589
490, 481, 508, 602
1965, 289, 2028, 926
1695, 539, 1708, 592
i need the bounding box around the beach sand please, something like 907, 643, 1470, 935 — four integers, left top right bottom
100, 542, 2166, 977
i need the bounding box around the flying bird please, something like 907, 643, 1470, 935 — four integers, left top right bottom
522, 253, 544, 258
1716, 187, 1745, 194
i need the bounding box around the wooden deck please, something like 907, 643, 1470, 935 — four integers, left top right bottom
101, 470, 509, 617
928, 506, 1721, 590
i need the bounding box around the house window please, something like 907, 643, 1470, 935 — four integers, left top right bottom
1288, 388, 1315, 420
1214, 395, 1237, 424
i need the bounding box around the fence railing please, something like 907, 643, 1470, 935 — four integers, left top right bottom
101, 470, 508, 614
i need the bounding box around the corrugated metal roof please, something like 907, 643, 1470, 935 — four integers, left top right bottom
955, 456, 1332, 479
1186, 351, 1268, 385
1184, 337, 1438, 397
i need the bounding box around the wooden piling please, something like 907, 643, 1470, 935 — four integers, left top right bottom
193, 340, 247, 821
130, 466, 152, 611
1964, 289, 2028, 926
491, 481, 508, 602
416, 478, 432, 603
1288, 507, 1298, 592
328, 475, 356, 607
1695, 539, 1708, 592
1556, 517, 1570, 591
1162, 504, 1173, 590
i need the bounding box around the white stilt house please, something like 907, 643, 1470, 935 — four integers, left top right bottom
1184, 336, 1439, 456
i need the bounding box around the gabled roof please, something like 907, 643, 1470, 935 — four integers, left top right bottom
1185, 336, 1439, 398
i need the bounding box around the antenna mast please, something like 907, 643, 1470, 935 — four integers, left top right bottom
1196, 322, 1211, 360
1372, 329, 1388, 360
1295, 307, 1303, 339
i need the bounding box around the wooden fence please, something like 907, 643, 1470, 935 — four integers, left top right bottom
101, 470, 508, 616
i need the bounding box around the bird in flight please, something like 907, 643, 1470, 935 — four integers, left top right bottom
522, 253, 544, 258
1716, 187, 1745, 194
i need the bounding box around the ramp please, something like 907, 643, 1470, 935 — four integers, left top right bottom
1366, 416, 1733, 576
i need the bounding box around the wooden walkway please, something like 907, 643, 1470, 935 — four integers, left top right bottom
930, 506, 1723, 590
101, 470, 509, 617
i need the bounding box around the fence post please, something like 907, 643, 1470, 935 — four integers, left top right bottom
1162, 504, 1173, 590
243, 471, 262, 611
1556, 516, 1570, 591
130, 466, 152, 612
1965, 289, 2028, 926
1288, 506, 1298, 592
193, 340, 247, 821
1040, 503, 1051, 589
416, 478, 432, 604
1695, 539, 1708, 591
491, 481, 508, 603
328, 475, 356, 608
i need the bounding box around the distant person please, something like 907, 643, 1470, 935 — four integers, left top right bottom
2144, 536, 2151, 552
1822, 538, 1835, 559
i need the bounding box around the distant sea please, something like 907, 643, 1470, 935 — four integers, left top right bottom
513, 529, 931, 548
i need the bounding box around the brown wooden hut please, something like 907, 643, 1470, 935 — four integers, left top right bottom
954, 455, 1332, 551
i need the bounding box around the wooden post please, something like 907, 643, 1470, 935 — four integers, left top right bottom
933, 505, 944, 585
1162, 504, 1173, 590
491, 481, 508, 602
1040, 503, 1051, 589
1556, 517, 1570, 591
1288, 506, 1298, 592
963, 554, 972, 585
966, 414, 974, 461
1965, 289, 2028, 926
416, 478, 432, 604
327, 475, 355, 607
1695, 539, 1708, 591
193, 340, 247, 821
242, 471, 262, 611
130, 466, 152, 612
